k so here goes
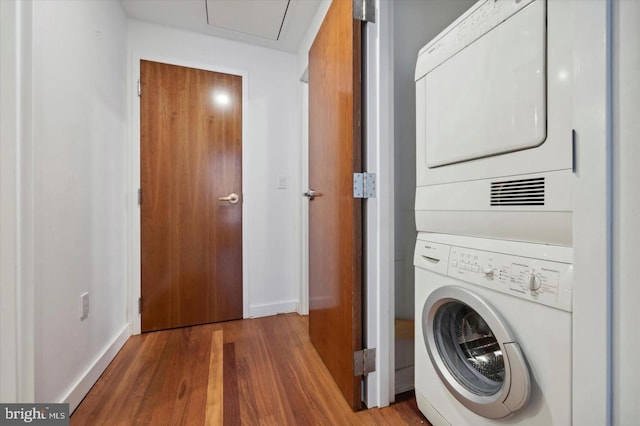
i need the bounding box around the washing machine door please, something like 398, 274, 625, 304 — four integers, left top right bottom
422, 286, 530, 419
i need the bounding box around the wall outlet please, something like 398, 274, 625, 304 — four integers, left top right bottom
80, 292, 89, 321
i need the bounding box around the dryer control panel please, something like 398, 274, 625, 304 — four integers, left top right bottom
415, 237, 573, 312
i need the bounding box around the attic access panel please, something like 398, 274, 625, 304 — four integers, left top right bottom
206, 0, 290, 40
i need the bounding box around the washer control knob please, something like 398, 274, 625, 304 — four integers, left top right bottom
529, 272, 542, 292
483, 268, 495, 279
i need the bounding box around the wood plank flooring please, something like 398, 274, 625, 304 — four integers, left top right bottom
71, 313, 430, 425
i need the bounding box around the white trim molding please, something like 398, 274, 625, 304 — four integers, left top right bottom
61, 324, 130, 413
572, 1, 611, 424
0, 0, 21, 403
363, 0, 395, 409
248, 301, 298, 319
0, 0, 35, 403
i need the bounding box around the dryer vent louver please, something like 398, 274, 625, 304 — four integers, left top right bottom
490, 177, 545, 206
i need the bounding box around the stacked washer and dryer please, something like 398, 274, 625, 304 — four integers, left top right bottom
414, 0, 576, 425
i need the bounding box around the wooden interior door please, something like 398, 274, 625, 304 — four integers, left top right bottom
308, 0, 363, 410
140, 60, 243, 332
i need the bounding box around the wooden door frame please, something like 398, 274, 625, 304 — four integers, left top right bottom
127, 53, 249, 335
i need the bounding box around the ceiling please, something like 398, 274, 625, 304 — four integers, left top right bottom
120, 0, 322, 53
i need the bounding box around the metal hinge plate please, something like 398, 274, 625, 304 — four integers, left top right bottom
353, 0, 375, 23
353, 173, 376, 198
354, 348, 376, 376
138, 297, 142, 314
137, 79, 141, 97
138, 188, 142, 205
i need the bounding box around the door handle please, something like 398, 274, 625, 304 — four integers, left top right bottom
304, 189, 317, 201
218, 192, 239, 204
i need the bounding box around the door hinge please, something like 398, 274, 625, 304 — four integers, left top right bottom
137, 79, 141, 97
138, 297, 142, 314
353, 0, 375, 23
138, 188, 142, 205
353, 173, 376, 198
354, 348, 376, 376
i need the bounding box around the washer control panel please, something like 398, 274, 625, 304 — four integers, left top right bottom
414, 237, 573, 311
447, 245, 573, 312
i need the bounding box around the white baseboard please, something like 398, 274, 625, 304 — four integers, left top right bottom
395, 365, 415, 395
248, 300, 298, 319
61, 323, 131, 413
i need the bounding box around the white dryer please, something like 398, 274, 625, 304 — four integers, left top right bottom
414, 233, 573, 425
415, 0, 577, 245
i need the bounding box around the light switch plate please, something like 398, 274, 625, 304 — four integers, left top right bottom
80, 292, 89, 320
278, 175, 287, 189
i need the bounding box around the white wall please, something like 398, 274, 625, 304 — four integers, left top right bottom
127, 20, 300, 319
613, 0, 640, 423
392, 0, 475, 322
28, 0, 130, 410
296, 1, 331, 79
295, 0, 329, 317
391, 0, 475, 394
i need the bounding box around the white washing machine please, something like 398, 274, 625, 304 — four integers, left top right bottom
414, 233, 573, 425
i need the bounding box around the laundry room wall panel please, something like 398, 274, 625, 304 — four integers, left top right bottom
392, 0, 476, 395
571, 1, 610, 423
613, 1, 640, 423
29, 0, 129, 408
127, 21, 300, 318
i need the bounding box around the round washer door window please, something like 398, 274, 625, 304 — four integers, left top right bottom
434, 301, 505, 395
423, 286, 531, 419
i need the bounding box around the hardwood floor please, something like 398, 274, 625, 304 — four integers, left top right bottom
71, 314, 430, 425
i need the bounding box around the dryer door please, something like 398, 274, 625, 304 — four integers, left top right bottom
416, 0, 546, 168
422, 286, 530, 419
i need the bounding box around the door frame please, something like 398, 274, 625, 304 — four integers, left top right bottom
362, 0, 394, 408
298, 77, 309, 316
127, 53, 249, 335
0, 0, 36, 402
